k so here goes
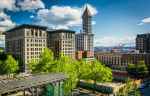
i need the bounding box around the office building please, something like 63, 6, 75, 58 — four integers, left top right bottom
47, 30, 75, 58
75, 6, 94, 59
136, 33, 150, 53
5, 24, 47, 72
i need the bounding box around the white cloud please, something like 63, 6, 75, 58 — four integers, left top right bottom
17, 0, 45, 11
0, 12, 16, 31
94, 36, 135, 47
138, 17, 150, 25
30, 15, 34, 18
35, 4, 98, 29
0, 0, 16, 10
142, 17, 150, 23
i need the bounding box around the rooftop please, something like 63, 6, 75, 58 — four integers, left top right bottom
48, 29, 75, 33
6, 24, 47, 32
0, 73, 67, 94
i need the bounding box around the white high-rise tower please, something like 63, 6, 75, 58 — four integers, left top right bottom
76, 5, 94, 52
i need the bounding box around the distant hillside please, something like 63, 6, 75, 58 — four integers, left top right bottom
94, 46, 135, 53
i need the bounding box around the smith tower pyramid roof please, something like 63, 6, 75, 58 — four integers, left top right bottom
82, 5, 92, 18
82, 5, 92, 34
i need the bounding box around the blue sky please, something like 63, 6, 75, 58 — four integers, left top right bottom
1, 0, 150, 47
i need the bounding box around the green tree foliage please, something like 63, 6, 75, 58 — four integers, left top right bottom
29, 48, 55, 73
127, 61, 149, 79
2, 55, 19, 74
0, 60, 5, 74
29, 48, 112, 95
82, 60, 112, 93
0, 52, 7, 61
53, 55, 78, 95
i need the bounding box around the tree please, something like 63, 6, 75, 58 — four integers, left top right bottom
137, 61, 149, 78
85, 60, 112, 93
30, 49, 113, 95
29, 48, 55, 73
74, 59, 90, 81
3, 55, 19, 75
0, 60, 5, 74
53, 55, 78, 95
127, 61, 149, 79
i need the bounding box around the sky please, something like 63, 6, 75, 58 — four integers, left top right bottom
0, 0, 150, 47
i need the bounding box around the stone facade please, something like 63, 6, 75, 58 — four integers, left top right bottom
5, 24, 47, 72
47, 30, 75, 58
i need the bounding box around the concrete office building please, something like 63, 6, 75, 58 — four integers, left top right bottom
47, 30, 75, 58
136, 33, 150, 53
5, 24, 47, 72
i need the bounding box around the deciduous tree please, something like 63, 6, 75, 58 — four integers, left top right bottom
3, 55, 19, 75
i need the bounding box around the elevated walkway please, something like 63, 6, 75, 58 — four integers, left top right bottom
0, 73, 67, 96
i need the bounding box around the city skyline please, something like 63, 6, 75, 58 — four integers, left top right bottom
1, 0, 150, 47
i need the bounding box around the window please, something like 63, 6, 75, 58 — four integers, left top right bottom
39, 31, 42, 36
35, 32, 38, 36
26, 32, 29, 36
31, 29, 34, 36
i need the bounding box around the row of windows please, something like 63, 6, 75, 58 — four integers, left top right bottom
27, 48, 43, 51
49, 33, 74, 39
26, 39, 46, 42
27, 44, 46, 47
27, 55, 40, 59
26, 29, 46, 37
27, 52, 41, 55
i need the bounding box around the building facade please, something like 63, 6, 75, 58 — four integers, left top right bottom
75, 6, 94, 59
0, 31, 5, 48
95, 52, 150, 71
47, 30, 75, 58
5, 24, 47, 72
95, 52, 130, 71
136, 33, 150, 53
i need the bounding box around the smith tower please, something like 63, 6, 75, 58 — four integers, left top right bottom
75, 5, 94, 59
82, 6, 92, 34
